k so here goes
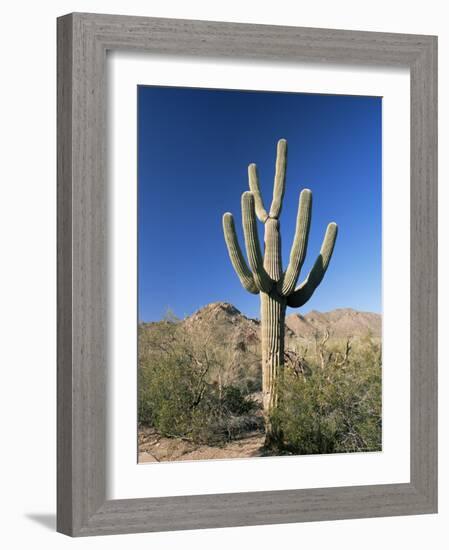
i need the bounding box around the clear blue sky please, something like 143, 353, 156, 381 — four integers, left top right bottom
138, 86, 381, 321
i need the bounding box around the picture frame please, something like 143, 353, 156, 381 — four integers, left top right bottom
57, 12, 437, 536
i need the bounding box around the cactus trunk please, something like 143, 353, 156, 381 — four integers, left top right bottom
261, 292, 286, 445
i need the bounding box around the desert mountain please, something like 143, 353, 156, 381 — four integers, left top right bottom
286, 308, 381, 340
142, 302, 381, 342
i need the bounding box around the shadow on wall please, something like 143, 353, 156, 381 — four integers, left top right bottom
25, 513, 56, 531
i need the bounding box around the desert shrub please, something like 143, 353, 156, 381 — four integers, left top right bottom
139, 315, 382, 453
220, 385, 257, 415
139, 354, 199, 436
271, 338, 382, 454
138, 321, 261, 444
238, 377, 262, 394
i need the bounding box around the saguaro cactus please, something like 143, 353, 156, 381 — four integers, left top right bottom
222, 139, 338, 445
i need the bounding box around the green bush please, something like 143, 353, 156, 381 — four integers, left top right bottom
220, 385, 257, 415
271, 339, 382, 454
138, 342, 260, 444
139, 354, 199, 436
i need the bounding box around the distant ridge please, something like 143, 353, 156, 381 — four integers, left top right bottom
286, 307, 381, 340
142, 302, 381, 341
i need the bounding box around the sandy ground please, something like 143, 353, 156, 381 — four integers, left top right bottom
138, 427, 267, 463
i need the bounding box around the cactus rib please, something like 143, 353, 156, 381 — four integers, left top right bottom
278, 188, 312, 296
269, 138, 287, 219
241, 192, 272, 293
248, 163, 269, 222
263, 218, 282, 282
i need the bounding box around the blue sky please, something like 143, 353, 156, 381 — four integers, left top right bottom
138, 86, 381, 321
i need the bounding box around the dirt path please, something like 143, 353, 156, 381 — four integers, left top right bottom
138, 428, 267, 463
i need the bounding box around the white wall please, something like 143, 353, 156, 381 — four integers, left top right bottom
0, 1, 445, 548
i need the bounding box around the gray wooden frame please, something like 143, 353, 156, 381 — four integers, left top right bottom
57, 12, 437, 537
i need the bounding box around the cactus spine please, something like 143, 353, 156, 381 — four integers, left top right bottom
222, 139, 338, 446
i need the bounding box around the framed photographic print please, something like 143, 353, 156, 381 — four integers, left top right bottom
57, 12, 437, 536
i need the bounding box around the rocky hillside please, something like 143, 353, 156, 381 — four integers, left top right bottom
184, 302, 261, 344
286, 308, 381, 341
139, 302, 263, 389
141, 302, 381, 345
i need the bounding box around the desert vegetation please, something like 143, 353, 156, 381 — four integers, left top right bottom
138, 306, 263, 448
138, 304, 381, 462
272, 332, 381, 454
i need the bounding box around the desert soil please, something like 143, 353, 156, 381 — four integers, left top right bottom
138, 427, 267, 463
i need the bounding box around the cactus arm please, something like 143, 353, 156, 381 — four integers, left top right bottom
222, 213, 259, 294
241, 191, 272, 293
278, 189, 312, 296
248, 163, 269, 222
263, 218, 282, 281
269, 139, 287, 219
287, 222, 338, 308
